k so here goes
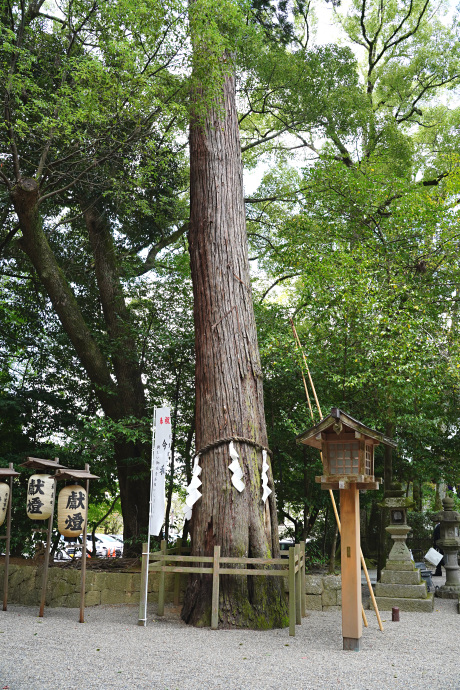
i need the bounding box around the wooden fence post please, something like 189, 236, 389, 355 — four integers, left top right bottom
295, 544, 301, 625
158, 539, 167, 617
211, 545, 221, 630
288, 546, 296, 637
174, 538, 182, 606
300, 540, 306, 618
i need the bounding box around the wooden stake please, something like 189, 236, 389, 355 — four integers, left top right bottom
39, 477, 57, 617
2, 465, 14, 611
79, 464, 90, 623
211, 545, 220, 630
300, 540, 306, 618
290, 319, 383, 631
288, 546, 296, 637
174, 538, 183, 606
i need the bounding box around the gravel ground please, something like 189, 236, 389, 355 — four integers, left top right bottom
0, 592, 458, 690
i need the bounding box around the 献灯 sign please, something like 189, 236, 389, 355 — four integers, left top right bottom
149, 407, 171, 536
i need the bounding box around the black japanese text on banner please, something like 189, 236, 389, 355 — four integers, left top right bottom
149, 407, 171, 536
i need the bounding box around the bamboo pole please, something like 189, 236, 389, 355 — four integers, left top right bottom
290, 319, 384, 631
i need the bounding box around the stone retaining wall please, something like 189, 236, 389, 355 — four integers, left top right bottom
1, 564, 341, 611
0, 564, 178, 608
304, 574, 342, 611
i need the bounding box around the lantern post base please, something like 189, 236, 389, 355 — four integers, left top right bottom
343, 636, 362, 651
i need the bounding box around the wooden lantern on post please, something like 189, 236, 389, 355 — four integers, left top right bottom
297, 408, 396, 651
55, 467, 99, 624
20, 456, 69, 618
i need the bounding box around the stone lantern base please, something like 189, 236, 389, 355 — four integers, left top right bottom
435, 547, 460, 599
374, 529, 434, 613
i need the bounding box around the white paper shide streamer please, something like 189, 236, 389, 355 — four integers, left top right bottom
261, 450, 272, 503
183, 455, 202, 521
228, 441, 245, 492
149, 407, 171, 536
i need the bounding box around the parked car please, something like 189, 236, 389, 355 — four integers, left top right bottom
86, 533, 122, 557
279, 538, 295, 557
279, 538, 313, 557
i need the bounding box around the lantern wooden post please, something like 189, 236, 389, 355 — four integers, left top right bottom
1, 464, 20, 611
55, 466, 99, 623
296, 408, 396, 651
39, 477, 57, 617
340, 484, 362, 651
80, 464, 90, 623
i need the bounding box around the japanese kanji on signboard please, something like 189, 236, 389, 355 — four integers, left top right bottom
26, 474, 55, 520
149, 407, 171, 536
57, 484, 87, 537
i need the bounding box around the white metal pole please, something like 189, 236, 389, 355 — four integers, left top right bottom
139, 407, 156, 626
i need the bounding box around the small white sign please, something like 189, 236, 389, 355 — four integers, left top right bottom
149, 407, 171, 536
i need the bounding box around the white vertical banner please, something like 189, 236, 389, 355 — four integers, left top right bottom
149, 407, 171, 536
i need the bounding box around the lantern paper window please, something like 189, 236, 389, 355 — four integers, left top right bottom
0, 483, 10, 527
58, 484, 87, 537
26, 474, 55, 520
328, 442, 359, 475
365, 445, 373, 475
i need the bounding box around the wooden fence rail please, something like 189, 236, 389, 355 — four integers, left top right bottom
138, 539, 306, 636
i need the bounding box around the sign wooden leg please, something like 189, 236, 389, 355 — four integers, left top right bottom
340, 485, 362, 651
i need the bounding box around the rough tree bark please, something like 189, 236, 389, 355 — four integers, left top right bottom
182, 66, 288, 628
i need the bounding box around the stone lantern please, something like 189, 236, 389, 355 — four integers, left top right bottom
380, 483, 414, 564
374, 483, 433, 612
432, 496, 460, 599
297, 408, 396, 651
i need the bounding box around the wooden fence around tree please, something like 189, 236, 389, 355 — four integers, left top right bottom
138, 539, 306, 636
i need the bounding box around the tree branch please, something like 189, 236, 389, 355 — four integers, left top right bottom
259, 274, 300, 303
132, 222, 189, 276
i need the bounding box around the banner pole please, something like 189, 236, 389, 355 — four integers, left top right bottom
139, 406, 156, 626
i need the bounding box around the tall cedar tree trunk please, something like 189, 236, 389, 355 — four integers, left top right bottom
11, 180, 150, 553
182, 70, 288, 628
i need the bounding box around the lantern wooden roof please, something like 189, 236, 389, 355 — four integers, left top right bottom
0, 467, 20, 477
296, 408, 397, 450
20, 457, 69, 470
296, 408, 396, 491
55, 469, 99, 481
